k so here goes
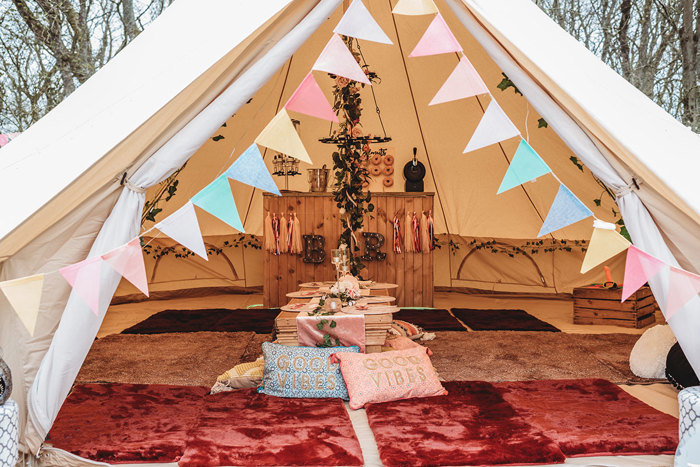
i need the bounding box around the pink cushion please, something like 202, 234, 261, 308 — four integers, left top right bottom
383, 335, 433, 356
332, 347, 447, 410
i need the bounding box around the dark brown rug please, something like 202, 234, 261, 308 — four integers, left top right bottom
393, 309, 466, 331
427, 332, 660, 384
451, 308, 560, 332
121, 308, 279, 334
77, 332, 268, 387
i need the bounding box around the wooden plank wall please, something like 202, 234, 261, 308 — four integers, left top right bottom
263, 192, 434, 307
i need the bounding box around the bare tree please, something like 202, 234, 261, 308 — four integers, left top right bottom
535, 0, 700, 131
0, 0, 171, 133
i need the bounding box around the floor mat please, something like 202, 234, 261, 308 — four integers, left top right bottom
393, 308, 466, 331
47, 383, 208, 464
77, 332, 260, 387
121, 308, 279, 334
427, 332, 657, 384
179, 389, 364, 467
49, 383, 364, 466
365, 380, 566, 467
451, 308, 560, 332
495, 378, 679, 456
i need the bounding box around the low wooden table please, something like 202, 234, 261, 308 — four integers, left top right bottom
275, 287, 396, 353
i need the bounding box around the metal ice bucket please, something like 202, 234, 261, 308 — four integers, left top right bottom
307, 167, 329, 192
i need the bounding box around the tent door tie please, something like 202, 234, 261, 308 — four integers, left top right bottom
118, 171, 146, 194
612, 176, 642, 198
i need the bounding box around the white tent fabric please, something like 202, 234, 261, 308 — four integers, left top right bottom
0, 0, 699, 457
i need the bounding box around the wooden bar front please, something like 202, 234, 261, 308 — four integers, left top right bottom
263, 192, 434, 307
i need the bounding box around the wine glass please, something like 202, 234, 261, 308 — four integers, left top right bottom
331, 249, 341, 280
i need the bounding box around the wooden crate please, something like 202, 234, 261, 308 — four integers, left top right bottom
263, 192, 434, 307
573, 286, 658, 328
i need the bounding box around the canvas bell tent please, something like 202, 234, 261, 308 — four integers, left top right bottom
1, 0, 699, 458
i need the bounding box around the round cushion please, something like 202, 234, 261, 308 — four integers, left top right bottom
666, 342, 699, 389
629, 325, 676, 378
0, 357, 11, 406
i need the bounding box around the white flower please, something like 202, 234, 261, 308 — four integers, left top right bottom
330, 285, 339, 295
339, 207, 346, 215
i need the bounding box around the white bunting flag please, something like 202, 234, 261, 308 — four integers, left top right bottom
334, 0, 392, 44
0, 273, 44, 335
463, 100, 521, 153
155, 201, 208, 260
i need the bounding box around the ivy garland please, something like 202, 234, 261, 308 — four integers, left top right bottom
328, 36, 379, 277
141, 234, 261, 261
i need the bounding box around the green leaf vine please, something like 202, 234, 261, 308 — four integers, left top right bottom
328, 36, 380, 277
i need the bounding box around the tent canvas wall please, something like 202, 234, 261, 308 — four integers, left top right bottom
1, 0, 699, 456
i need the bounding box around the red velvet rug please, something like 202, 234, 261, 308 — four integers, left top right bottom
47, 383, 208, 464
494, 378, 679, 456
48, 383, 363, 466
179, 389, 363, 466
365, 381, 566, 467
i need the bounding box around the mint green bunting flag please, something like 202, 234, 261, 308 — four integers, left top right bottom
538, 184, 593, 237
192, 175, 245, 232
497, 139, 552, 194
225, 144, 280, 195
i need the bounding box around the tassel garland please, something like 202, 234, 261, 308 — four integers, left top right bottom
272, 214, 280, 255
264, 212, 274, 252
291, 213, 303, 254
279, 215, 288, 253
405, 212, 414, 252
427, 210, 435, 251
412, 211, 421, 253
420, 211, 429, 252
393, 214, 402, 254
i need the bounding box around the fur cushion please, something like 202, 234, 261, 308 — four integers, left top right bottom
629, 325, 676, 378
210, 357, 265, 394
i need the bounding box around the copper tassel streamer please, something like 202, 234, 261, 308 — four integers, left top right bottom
420, 211, 429, 252
393, 215, 402, 254
412, 211, 421, 252
427, 210, 435, 251
404, 212, 414, 252
287, 214, 294, 253
264, 212, 274, 252
279, 215, 288, 254
292, 213, 303, 254
272, 214, 280, 255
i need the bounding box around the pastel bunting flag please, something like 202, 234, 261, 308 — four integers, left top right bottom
392, 0, 438, 15
621, 245, 666, 302
285, 73, 338, 122
666, 267, 700, 320
192, 175, 245, 233
334, 0, 392, 44
60, 257, 103, 315
498, 139, 551, 194
430, 55, 488, 105
463, 100, 520, 153
0, 273, 44, 335
409, 14, 462, 57
580, 224, 631, 273
538, 185, 593, 237
255, 109, 312, 164
102, 238, 149, 297
313, 34, 371, 84
155, 201, 208, 260
225, 144, 281, 195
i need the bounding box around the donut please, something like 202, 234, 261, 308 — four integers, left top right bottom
383, 177, 394, 187
370, 154, 382, 165
383, 165, 394, 176
384, 154, 394, 166
370, 165, 382, 176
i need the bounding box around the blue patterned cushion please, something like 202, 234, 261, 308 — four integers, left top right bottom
676, 386, 700, 466
258, 342, 359, 399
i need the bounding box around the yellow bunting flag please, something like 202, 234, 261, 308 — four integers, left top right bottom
254, 109, 312, 164
392, 0, 438, 15
0, 273, 44, 335
580, 225, 631, 273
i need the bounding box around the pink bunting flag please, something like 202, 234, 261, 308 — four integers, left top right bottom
429, 56, 488, 105
621, 245, 666, 303
285, 73, 339, 122
409, 13, 462, 57
666, 267, 700, 320
59, 256, 103, 315
102, 238, 149, 297
313, 34, 371, 84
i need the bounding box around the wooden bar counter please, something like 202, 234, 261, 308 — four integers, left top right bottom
263, 192, 434, 308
